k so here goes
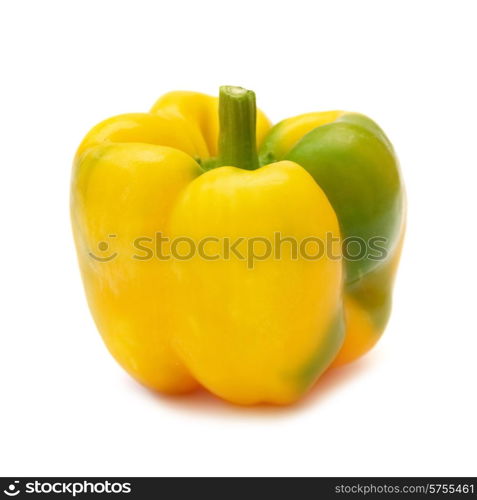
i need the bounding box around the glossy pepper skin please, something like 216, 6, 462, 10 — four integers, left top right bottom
260, 112, 405, 365
71, 87, 404, 405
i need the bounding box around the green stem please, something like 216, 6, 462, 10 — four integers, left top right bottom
218, 86, 259, 170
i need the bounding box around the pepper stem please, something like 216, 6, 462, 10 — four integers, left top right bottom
218, 86, 259, 170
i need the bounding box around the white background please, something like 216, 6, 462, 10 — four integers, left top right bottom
1, 0, 476, 477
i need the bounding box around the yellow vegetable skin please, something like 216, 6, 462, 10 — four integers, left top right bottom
71, 86, 404, 405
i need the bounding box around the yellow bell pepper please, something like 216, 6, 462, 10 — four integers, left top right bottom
71, 86, 404, 405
